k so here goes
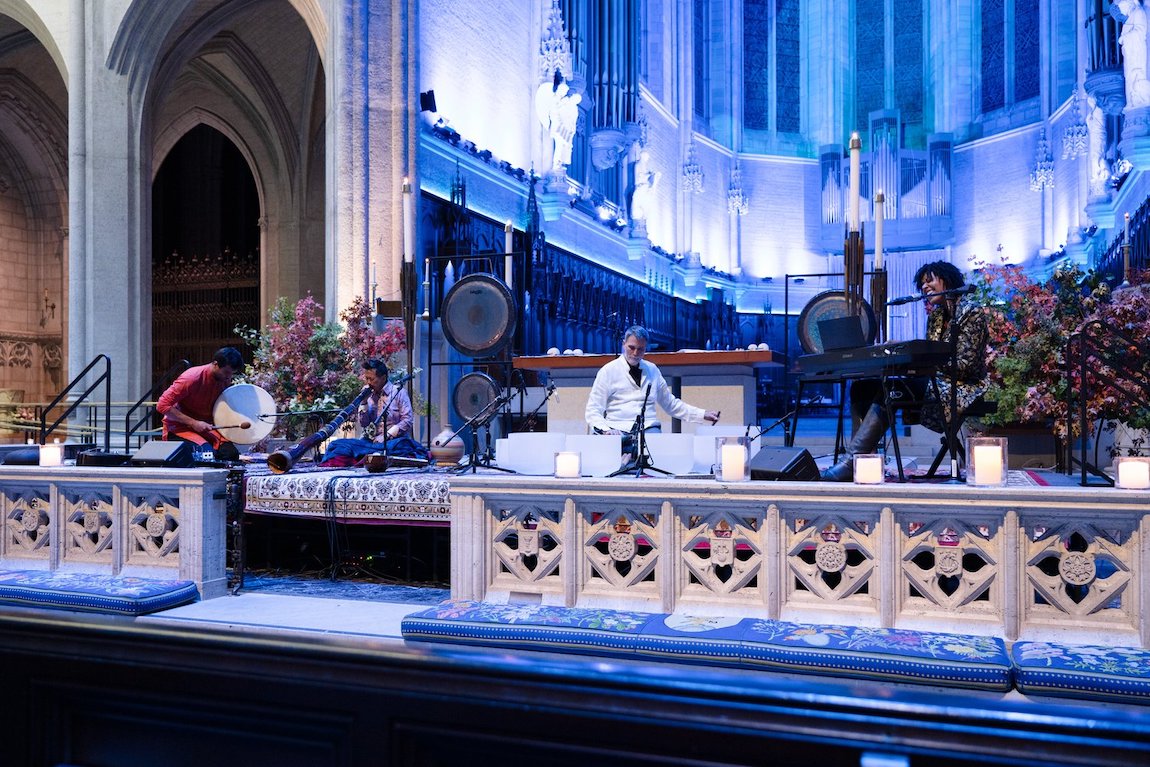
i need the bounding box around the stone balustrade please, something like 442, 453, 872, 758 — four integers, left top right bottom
0, 465, 229, 598
449, 476, 1150, 648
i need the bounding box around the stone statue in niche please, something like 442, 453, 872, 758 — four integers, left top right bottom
536, 71, 582, 175
1114, 0, 1150, 110
628, 149, 660, 232
1086, 93, 1111, 199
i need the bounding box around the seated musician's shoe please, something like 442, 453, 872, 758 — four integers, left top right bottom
820, 459, 853, 482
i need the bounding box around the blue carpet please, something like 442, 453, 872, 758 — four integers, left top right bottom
239, 571, 449, 605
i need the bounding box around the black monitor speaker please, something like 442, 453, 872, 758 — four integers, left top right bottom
129, 440, 194, 468
749, 446, 820, 481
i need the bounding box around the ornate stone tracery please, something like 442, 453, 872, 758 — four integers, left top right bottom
786, 515, 876, 603
64, 493, 114, 561
492, 504, 564, 585
5, 492, 50, 554
901, 519, 1000, 611
681, 514, 762, 597
584, 508, 659, 590
128, 498, 180, 562
1025, 523, 1134, 620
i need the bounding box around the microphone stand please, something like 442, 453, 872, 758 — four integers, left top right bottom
748, 410, 796, 444
443, 389, 516, 474
944, 300, 964, 483
610, 384, 669, 477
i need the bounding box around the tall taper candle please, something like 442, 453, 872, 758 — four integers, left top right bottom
402, 177, 414, 263
1125, 211, 1130, 243
504, 220, 513, 284
874, 190, 885, 270
1125, 212, 1132, 281
849, 133, 861, 232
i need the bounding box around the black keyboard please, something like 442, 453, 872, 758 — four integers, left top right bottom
798, 340, 952, 378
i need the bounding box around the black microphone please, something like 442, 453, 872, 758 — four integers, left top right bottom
392, 372, 417, 386
887, 284, 974, 306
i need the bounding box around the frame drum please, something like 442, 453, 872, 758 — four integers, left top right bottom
453, 372, 501, 421
212, 384, 276, 445
797, 290, 878, 355
441, 274, 517, 357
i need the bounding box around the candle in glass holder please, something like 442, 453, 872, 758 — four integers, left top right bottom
39, 439, 64, 467
971, 443, 1004, 486
853, 454, 883, 484
720, 444, 745, 481
1116, 457, 1150, 489
554, 451, 581, 478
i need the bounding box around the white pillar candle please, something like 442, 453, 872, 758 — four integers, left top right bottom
1116, 458, 1150, 489
720, 443, 746, 481
554, 451, 581, 478
402, 178, 414, 263
873, 190, 884, 269
972, 444, 1004, 486
853, 454, 883, 484
849, 133, 861, 232
39, 439, 63, 467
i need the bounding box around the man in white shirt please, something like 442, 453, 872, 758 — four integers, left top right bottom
585, 326, 719, 446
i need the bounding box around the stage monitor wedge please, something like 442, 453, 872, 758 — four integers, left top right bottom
749, 446, 820, 482
129, 440, 194, 468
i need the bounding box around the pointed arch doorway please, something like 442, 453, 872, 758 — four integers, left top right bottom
151, 124, 260, 383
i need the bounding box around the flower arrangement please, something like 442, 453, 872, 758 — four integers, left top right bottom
235, 295, 406, 416
969, 262, 1150, 440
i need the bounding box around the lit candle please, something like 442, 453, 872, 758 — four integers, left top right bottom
1116, 458, 1150, 489
504, 220, 513, 284
554, 451, 581, 478
1124, 212, 1132, 282
874, 191, 885, 270
1125, 212, 1130, 244
720, 443, 746, 481
972, 444, 1004, 486
849, 133, 861, 232
853, 454, 883, 484
402, 177, 414, 263
39, 438, 63, 467
422, 257, 431, 318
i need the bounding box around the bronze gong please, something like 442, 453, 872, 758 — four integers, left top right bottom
441, 274, 517, 358
453, 371, 501, 421
797, 290, 878, 354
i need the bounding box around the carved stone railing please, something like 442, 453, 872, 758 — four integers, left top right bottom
0, 466, 229, 598
450, 476, 1149, 648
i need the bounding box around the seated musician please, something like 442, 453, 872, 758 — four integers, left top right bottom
585, 325, 719, 452
821, 261, 989, 481
156, 347, 244, 462
321, 359, 423, 465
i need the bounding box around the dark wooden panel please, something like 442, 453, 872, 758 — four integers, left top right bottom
2, 612, 1147, 767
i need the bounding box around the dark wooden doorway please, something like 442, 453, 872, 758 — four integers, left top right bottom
152, 124, 260, 384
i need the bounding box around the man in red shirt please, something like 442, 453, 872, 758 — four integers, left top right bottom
156, 347, 244, 461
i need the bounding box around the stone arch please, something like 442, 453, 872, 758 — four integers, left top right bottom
0, 0, 66, 80
0, 68, 68, 400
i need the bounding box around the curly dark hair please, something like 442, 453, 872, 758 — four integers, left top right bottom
913, 261, 965, 292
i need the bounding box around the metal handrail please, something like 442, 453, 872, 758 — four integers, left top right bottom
39, 354, 111, 451
123, 359, 191, 453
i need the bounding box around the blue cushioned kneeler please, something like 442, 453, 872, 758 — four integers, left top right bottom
1012, 641, 1150, 704
0, 570, 199, 616
401, 599, 658, 656
738, 620, 1012, 690
635, 614, 748, 666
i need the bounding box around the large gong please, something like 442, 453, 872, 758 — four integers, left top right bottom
453, 371, 501, 421
797, 290, 878, 354
441, 274, 516, 358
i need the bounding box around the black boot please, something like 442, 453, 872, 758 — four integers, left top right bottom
821, 404, 889, 481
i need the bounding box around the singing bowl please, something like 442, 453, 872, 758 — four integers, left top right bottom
212, 383, 276, 445
441, 273, 517, 357
797, 290, 878, 355
453, 371, 501, 421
